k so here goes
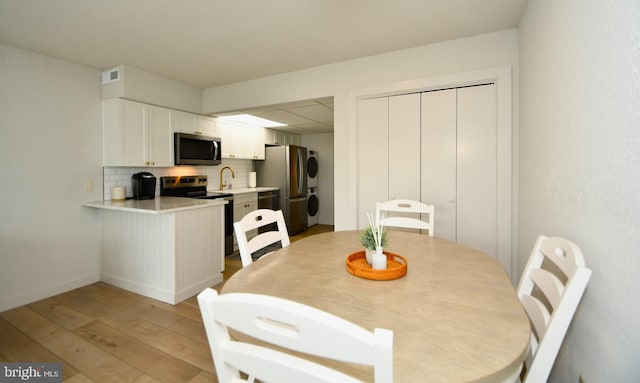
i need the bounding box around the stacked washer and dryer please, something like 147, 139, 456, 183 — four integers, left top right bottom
307, 150, 319, 227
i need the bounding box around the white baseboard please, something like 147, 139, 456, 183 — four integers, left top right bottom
0, 273, 100, 312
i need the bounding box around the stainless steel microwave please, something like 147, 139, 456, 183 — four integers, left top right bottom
174, 133, 222, 165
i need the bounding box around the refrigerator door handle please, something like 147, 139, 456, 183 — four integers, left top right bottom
297, 148, 304, 195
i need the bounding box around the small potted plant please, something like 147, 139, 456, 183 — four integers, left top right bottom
360, 214, 388, 265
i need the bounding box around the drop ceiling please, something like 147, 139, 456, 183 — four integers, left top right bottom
0, 0, 528, 134
217, 98, 334, 135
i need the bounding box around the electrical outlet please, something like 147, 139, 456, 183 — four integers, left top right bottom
84, 180, 93, 192
579, 375, 585, 383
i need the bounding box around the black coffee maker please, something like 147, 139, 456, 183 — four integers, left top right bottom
132, 172, 156, 200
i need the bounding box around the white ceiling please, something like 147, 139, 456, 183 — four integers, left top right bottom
0, 0, 528, 133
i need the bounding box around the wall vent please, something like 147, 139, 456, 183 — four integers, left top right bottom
101, 67, 121, 85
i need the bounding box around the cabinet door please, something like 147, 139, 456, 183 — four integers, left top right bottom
251, 126, 265, 159
273, 131, 285, 145
357, 97, 389, 228
172, 110, 197, 134
286, 134, 300, 146
421, 89, 457, 241
389, 93, 421, 202
147, 105, 173, 166
197, 116, 216, 136
457, 84, 497, 257
103, 98, 146, 166
217, 119, 237, 158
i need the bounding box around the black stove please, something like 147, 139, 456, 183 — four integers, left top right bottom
160, 175, 232, 199
160, 175, 234, 255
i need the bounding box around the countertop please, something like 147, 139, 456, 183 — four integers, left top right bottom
83, 196, 227, 215
208, 186, 279, 195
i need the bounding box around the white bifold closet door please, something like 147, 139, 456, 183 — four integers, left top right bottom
421, 84, 497, 257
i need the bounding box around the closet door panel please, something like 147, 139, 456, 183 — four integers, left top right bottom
457, 84, 497, 257
389, 93, 421, 201
421, 89, 457, 241
357, 97, 389, 228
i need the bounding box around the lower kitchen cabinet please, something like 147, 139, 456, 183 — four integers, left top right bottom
233, 192, 258, 250
99, 205, 224, 304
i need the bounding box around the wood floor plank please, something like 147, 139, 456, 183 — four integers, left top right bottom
52, 289, 136, 325
74, 320, 201, 383
28, 298, 94, 331
0, 306, 50, 332
30, 322, 144, 382
0, 317, 81, 380
118, 318, 214, 373
133, 375, 162, 383
64, 372, 95, 383
187, 370, 219, 383
167, 317, 208, 345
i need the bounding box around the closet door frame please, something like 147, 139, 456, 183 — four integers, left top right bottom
350, 66, 514, 280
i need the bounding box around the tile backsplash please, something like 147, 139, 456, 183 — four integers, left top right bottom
103, 158, 255, 200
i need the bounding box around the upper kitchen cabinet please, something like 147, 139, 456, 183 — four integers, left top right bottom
173, 110, 217, 136
264, 128, 300, 146
218, 119, 265, 160
103, 98, 173, 167
264, 128, 285, 146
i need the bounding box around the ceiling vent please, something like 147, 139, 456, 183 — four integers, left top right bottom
101, 67, 121, 85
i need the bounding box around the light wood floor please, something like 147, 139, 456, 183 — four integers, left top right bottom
0, 224, 334, 383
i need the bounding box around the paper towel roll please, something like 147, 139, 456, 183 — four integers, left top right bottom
248, 172, 257, 188
111, 186, 126, 201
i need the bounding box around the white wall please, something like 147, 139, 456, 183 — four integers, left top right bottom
203, 29, 519, 230
102, 65, 203, 114
300, 133, 334, 225
519, 1, 640, 381
0, 44, 103, 311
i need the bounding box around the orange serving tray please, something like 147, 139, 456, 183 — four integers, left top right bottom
345, 251, 408, 280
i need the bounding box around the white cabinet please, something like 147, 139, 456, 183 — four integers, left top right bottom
285, 133, 300, 146
173, 110, 216, 136
233, 192, 258, 250
103, 98, 173, 167
218, 119, 265, 159
99, 205, 225, 304
264, 128, 300, 147
264, 128, 285, 145
357, 84, 501, 262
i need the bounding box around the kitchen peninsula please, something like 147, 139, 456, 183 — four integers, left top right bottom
84, 197, 226, 304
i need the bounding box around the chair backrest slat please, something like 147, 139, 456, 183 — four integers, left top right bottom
516, 235, 591, 382
234, 209, 290, 267
198, 288, 394, 383
376, 199, 435, 236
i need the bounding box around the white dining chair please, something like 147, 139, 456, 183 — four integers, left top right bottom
198, 288, 394, 383
515, 235, 592, 382
376, 199, 435, 236
234, 209, 290, 267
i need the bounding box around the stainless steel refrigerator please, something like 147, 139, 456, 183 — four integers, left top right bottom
256, 145, 308, 234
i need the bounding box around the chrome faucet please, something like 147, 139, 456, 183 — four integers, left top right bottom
219, 166, 235, 190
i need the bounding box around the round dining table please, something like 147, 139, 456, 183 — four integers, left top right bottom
221, 230, 530, 383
